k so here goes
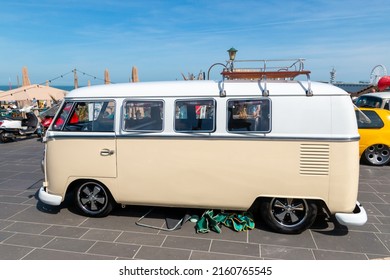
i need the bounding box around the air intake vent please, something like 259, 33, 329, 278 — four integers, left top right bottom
300, 144, 330, 176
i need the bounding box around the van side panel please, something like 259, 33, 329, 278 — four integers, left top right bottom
45, 137, 116, 200
328, 141, 360, 213
116, 138, 333, 210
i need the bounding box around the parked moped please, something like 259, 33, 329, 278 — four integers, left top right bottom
0, 106, 42, 142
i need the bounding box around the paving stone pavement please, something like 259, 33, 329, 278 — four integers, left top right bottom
0, 138, 390, 260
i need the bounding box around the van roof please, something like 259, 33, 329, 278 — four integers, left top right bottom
65, 80, 349, 99
357, 91, 390, 99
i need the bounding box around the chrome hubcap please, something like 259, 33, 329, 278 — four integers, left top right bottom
78, 183, 107, 213
271, 198, 308, 227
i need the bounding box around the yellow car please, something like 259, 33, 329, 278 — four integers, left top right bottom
356, 108, 390, 166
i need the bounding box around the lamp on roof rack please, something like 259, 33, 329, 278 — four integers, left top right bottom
227, 47, 238, 71
227, 47, 238, 61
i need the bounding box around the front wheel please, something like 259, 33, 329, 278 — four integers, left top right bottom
74, 181, 113, 217
260, 198, 317, 234
363, 144, 390, 166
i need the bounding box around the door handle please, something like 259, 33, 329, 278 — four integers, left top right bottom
100, 148, 114, 156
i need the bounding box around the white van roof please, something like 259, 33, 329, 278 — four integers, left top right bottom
65, 80, 348, 99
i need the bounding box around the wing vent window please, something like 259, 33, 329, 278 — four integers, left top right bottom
300, 144, 330, 176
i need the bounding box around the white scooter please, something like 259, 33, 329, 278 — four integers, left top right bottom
0, 106, 42, 143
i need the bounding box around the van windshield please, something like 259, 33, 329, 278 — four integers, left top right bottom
52, 101, 115, 132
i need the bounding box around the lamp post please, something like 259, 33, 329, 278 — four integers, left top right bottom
207, 47, 238, 80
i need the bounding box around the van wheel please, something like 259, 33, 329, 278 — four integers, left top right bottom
363, 144, 390, 166
260, 198, 317, 234
74, 181, 113, 217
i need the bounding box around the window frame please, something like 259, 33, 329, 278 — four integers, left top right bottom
121, 99, 165, 132
51, 100, 116, 132
226, 98, 272, 133
173, 98, 216, 133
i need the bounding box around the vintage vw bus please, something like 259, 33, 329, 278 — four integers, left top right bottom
39, 67, 367, 234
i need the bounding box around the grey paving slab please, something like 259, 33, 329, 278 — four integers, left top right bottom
0, 190, 23, 196
162, 235, 211, 251
311, 230, 390, 255
248, 227, 317, 249
362, 202, 385, 216
22, 248, 114, 260
134, 246, 191, 260
0, 178, 43, 190
0, 220, 13, 230
0, 195, 30, 204
190, 251, 261, 260
0, 202, 30, 219
261, 245, 314, 260
87, 241, 139, 259
375, 233, 390, 251
117, 231, 166, 246
3, 221, 50, 234
0, 244, 34, 260
358, 192, 387, 203
372, 203, 390, 216
377, 216, 390, 225
0, 231, 14, 242
44, 237, 96, 253
312, 250, 368, 260
210, 240, 260, 257
10, 203, 88, 226
81, 229, 122, 242
3, 233, 54, 248
41, 225, 89, 238
370, 184, 390, 194
378, 193, 390, 203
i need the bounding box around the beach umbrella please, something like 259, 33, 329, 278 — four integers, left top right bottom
73, 69, 78, 89
104, 69, 110, 84
132, 66, 139, 82
22, 66, 31, 86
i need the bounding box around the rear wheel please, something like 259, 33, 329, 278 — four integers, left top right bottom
74, 181, 113, 217
363, 144, 390, 166
260, 197, 317, 234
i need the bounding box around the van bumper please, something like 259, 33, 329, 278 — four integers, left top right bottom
335, 201, 367, 226
39, 186, 62, 206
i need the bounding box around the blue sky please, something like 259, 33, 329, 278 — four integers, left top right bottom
1, 0, 390, 86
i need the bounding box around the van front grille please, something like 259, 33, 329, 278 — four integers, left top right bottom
300, 144, 330, 176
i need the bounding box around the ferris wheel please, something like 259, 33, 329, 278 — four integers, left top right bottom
370, 64, 388, 85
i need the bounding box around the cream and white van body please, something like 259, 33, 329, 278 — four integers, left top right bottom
39, 80, 367, 233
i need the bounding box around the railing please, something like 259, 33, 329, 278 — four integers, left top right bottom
222, 58, 310, 80
217, 58, 313, 97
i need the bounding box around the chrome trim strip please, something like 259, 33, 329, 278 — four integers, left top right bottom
45, 133, 360, 142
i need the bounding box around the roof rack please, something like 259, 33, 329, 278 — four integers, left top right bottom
219, 58, 313, 97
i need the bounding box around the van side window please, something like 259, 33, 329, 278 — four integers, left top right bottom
227, 99, 270, 132
56, 101, 115, 132
384, 101, 389, 110
174, 99, 215, 132
123, 101, 163, 131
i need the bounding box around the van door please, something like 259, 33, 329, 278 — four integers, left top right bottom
49, 100, 117, 180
